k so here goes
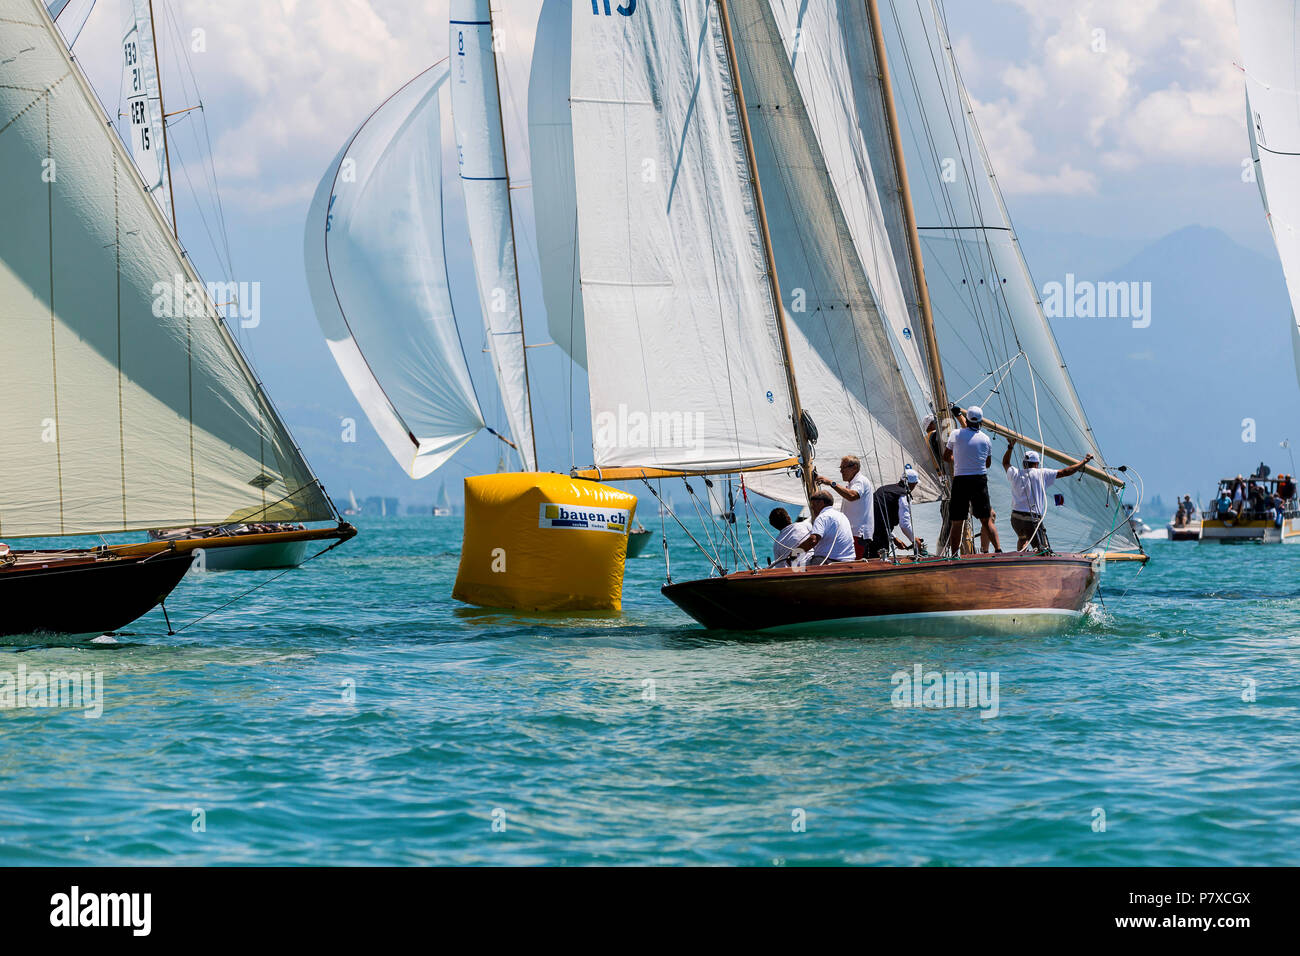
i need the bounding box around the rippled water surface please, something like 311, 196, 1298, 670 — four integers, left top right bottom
2, 517, 1297, 865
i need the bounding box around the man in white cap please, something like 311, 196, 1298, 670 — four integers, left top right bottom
870, 465, 925, 557
1001, 437, 1094, 551
943, 404, 1002, 556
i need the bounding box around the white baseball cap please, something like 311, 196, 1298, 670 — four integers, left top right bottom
966, 405, 984, 423
902, 465, 920, 485
922, 413, 936, 429
1023, 450, 1041, 465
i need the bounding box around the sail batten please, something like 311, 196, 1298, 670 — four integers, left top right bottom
450, 0, 538, 472
305, 65, 487, 480
0, 0, 332, 538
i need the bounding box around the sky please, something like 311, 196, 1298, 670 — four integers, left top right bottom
56, 0, 1286, 507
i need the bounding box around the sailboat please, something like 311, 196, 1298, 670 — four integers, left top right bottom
434, 483, 454, 517
106, 0, 354, 572
304, 1, 637, 611
1236, 0, 1300, 387
0, 0, 351, 637
548, 0, 1137, 633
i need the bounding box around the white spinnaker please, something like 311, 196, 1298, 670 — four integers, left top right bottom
528, 0, 586, 369
874, 0, 1137, 553
1237, 0, 1300, 389
304, 65, 486, 479
120, 0, 169, 223
0, 0, 331, 538
570, 0, 799, 475
730, 0, 940, 507
450, 0, 537, 472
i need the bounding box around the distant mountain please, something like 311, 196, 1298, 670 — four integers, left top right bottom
1044, 225, 1300, 503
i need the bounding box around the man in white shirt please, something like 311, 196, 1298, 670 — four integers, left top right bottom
1001, 438, 1093, 551
795, 489, 856, 564
817, 454, 874, 558
768, 507, 813, 567
943, 404, 1003, 556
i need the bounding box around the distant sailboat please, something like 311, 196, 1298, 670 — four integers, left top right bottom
1235, 0, 1300, 388
0, 0, 351, 636
434, 483, 454, 517
555, 0, 1136, 632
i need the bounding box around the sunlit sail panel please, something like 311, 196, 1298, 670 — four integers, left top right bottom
1236, 0, 1300, 389
0, 0, 331, 537
570, 0, 799, 476
305, 65, 486, 480
729, 0, 940, 506
119, 0, 170, 223
873, 0, 1138, 553
450, 0, 537, 471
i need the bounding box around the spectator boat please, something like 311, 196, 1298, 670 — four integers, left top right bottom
1201, 472, 1300, 543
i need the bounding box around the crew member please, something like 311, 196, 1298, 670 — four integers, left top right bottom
943, 405, 1002, 555
795, 489, 856, 565
818, 455, 873, 558
1001, 438, 1093, 551
871, 466, 924, 557
769, 507, 812, 568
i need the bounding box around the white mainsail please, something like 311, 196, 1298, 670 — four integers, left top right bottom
120, 0, 170, 224
728, 0, 941, 506
874, 0, 1138, 553
1236, 0, 1300, 388
528, 0, 586, 369
304, 65, 487, 480
0, 0, 332, 538
450, 0, 537, 472
569, 0, 800, 477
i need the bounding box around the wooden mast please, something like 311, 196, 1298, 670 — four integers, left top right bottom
864, 0, 948, 427
147, 0, 178, 238
484, 3, 538, 472
716, 0, 816, 501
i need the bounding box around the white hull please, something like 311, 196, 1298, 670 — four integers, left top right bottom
1201, 516, 1300, 544
192, 540, 312, 571
765, 607, 1086, 638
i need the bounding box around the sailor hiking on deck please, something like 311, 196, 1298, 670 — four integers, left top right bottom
871, 466, 925, 557
1001, 438, 1093, 551
794, 489, 856, 565
768, 507, 813, 568
943, 405, 1003, 556
817, 455, 873, 559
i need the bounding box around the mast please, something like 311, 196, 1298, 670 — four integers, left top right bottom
147, 0, 178, 237
716, 0, 815, 501
864, 0, 949, 434
484, 3, 538, 471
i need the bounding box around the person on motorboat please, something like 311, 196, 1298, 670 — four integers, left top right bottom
768, 507, 812, 568
870, 466, 925, 557
943, 405, 1003, 556
1001, 438, 1094, 552
1182, 494, 1196, 521
793, 489, 856, 565
817, 454, 873, 559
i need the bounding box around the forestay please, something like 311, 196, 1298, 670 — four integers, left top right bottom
1236, 0, 1300, 389
528, 0, 586, 369
729, 0, 940, 506
450, 0, 537, 472
570, 0, 799, 476
871, 0, 1138, 553
305, 65, 487, 479
120, 0, 170, 224
0, 0, 331, 537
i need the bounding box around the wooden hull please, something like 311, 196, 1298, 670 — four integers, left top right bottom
108, 524, 355, 569
0, 550, 191, 639
662, 552, 1100, 635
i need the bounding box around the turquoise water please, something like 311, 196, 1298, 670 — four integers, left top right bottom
2, 517, 1298, 865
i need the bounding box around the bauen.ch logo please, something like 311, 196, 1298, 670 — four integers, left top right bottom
539, 504, 629, 534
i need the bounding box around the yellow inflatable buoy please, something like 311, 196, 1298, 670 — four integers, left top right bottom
452, 472, 637, 611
